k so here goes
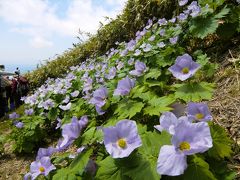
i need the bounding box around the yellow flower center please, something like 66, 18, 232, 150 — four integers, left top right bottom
179, 141, 191, 151
39, 166, 45, 173
117, 138, 127, 148
181, 67, 189, 74
195, 113, 204, 120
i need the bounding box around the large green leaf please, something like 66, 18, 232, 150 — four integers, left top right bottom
208, 123, 233, 159
207, 158, 236, 180
95, 156, 129, 180
143, 95, 175, 116
174, 82, 214, 102
53, 149, 93, 180
114, 100, 145, 119
189, 7, 230, 39
81, 127, 103, 145
144, 68, 161, 80
182, 156, 217, 180
139, 131, 171, 158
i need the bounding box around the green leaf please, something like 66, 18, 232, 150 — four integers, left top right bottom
48, 108, 59, 121
143, 106, 172, 116
143, 95, 175, 116
190, 16, 218, 39
114, 100, 144, 119
137, 131, 171, 180
123, 157, 160, 180
189, 7, 230, 39
144, 68, 161, 80
53, 149, 93, 180
95, 157, 129, 180
208, 123, 233, 159
196, 54, 210, 66
183, 156, 217, 180
139, 131, 171, 158
214, 7, 230, 19
207, 158, 236, 180
174, 82, 214, 102
81, 127, 103, 145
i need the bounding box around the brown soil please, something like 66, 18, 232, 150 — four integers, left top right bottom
0, 153, 34, 180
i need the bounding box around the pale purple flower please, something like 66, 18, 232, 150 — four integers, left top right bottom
157, 120, 212, 176
55, 117, 62, 129
21, 96, 27, 102
178, 13, 188, 21
69, 146, 85, 159
146, 19, 153, 29
89, 87, 108, 115
129, 61, 147, 77
159, 29, 165, 36
154, 112, 188, 134
66, 73, 75, 81
29, 157, 56, 179
89, 87, 108, 108
140, 28, 147, 36
113, 77, 135, 96
106, 67, 116, 80
171, 103, 186, 118
15, 121, 24, 128
179, 0, 188, 6
59, 102, 72, 111
143, 44, 152, 52
168, 54, 201, 81
9, 112, 19, 119
187, 102, 212, 122
117, 61, 124, 70
41, 99, 55, 110
128, 58, 135, 65
24, 173, 32, 180
158, 18, 168, 26
148, 35, 155, 42
184, 9, 191, 15
58, 116, 88, 150
169, 36, 179, 44
126, 40, 136, 51
97, 77, 104, 83
70, 66, 78, 71
157, 42, 165, 48
25, 108, 34, 116
71, 90, 80, 97
96, 106, 106, 115
134, 49, 141, 56
82, 91, 91, 100
169, 17, 176, 23
63, 95, 70, 104
83, 78, 93, 92
36, 147, 56, 160
188, 1, 201, 17
85, 159, 97, 176
56, 138, 73, 151
103, 120, 142, 158
120, 49, 128, 57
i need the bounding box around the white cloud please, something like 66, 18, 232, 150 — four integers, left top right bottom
0, 0, 126, 48
29, 36, 53, 48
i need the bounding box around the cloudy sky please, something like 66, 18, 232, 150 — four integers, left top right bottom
0, 0, 126, 73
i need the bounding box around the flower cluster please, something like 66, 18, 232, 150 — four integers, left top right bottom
10, 0, 227, 178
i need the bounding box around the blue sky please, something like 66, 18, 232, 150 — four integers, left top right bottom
0, 0, 126, 73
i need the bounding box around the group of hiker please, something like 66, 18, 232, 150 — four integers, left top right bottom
0, 66, 29, 118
